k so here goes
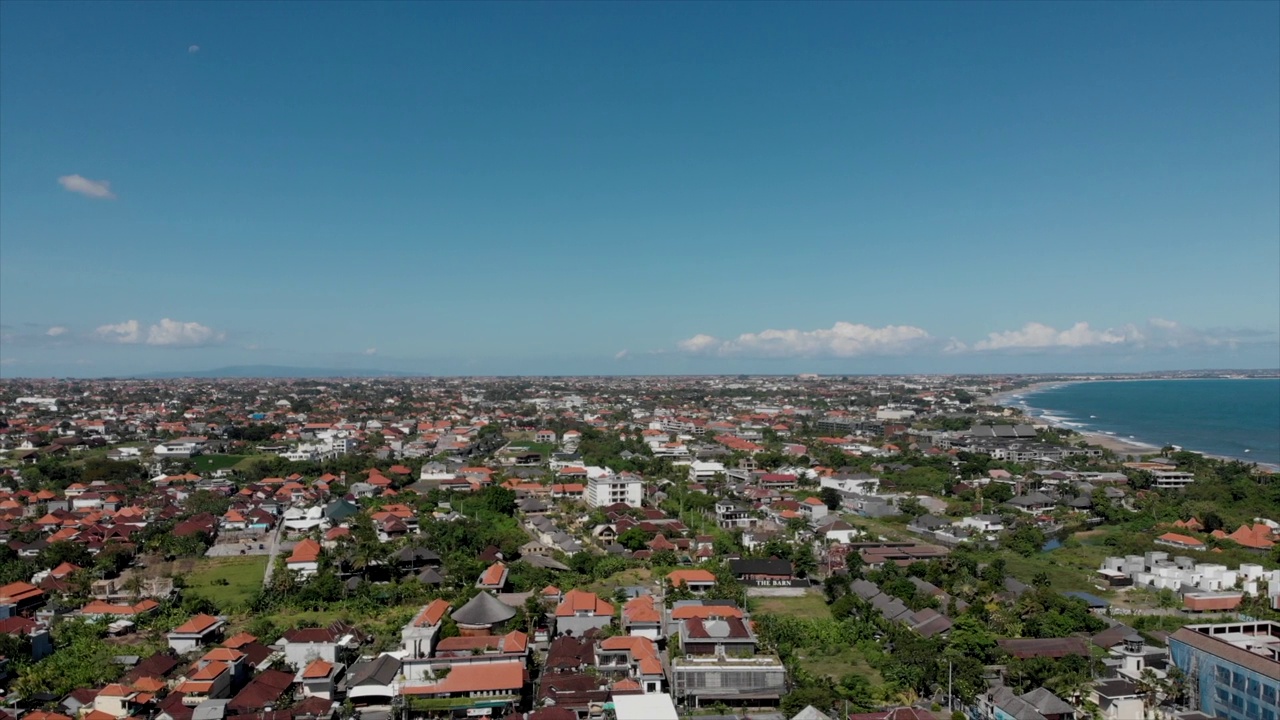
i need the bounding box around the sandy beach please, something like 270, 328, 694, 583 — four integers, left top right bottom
986, 381, 1278, 468
984, 381, 1079, 408
985, 381, 1158, 458
1073, 430, 1158, 457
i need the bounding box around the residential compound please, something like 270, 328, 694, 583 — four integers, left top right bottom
0, 373, 1276, 720
1099, 553, 1280, 612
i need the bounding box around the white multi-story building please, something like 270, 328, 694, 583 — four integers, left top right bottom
687, 461, 725, 483
586, 469, 644, 508
1150, 470, 1196, 489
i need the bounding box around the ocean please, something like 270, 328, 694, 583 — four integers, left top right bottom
1010, 378, 1280, 467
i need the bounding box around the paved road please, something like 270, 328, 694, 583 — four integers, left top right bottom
262, 521, 286, 586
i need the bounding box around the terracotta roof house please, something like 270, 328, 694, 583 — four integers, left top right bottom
554, 589, 614, 638
597, 635, 664, 693
81, 599, 161, 618
0, 581, 45, 616
666, 569, 716, 594
434, 629, 529, 658
401, 598, 451, 659
1155, 532, 1206, 550
286, 538, 323, 578
1226, 523, 1275, 549
168, 613, 225, 654
402, 660, 525, 706
622, 595, 662, 640
297, 658, 341, 700
476, 562, 509, 591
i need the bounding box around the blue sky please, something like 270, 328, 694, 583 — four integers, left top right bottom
2, 1, 1278, 377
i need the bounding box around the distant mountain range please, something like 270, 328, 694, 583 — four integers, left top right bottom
129, 365, 420, 379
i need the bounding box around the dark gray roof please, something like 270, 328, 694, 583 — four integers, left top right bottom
909, 577, 941, 596
850, 579, 882, 600
416, 567, 444, 585
729, 558, 793, 576
910, 515, 951, 530
1008, 491, 1054, 506
989, 686, 1047, 720
393, 546, 440, 564
348, 654, 401, 687
324, 500, 360, 521
521, 555, 570, 571
1093, 679, 1141, 699
451, 591, 516, 626
1020, 687, 1075, 716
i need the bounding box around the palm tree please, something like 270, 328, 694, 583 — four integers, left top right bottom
124, 573, 146, 601
894, 686, 921, 708
1135, 668, 1164, 719
1164, 666, 1188, 707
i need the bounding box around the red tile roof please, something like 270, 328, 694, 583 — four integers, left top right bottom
622, 595, 661, 624
301, 659, 334, 679
555, 589, 613, 618
172, 613, 222, 635
402, 660, 525, 696
0, 581, 43, 604
412, 598, 450, 628
478, 562, 507, 587
1157, 532, 1205, 548
667, 569, 715, 587
288, 538, 322, 564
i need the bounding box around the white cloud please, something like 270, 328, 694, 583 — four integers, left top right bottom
146, 318, 224, 346
58, 174, 116, 200
614, 349, 629, 360
968, 318, 1264, 353
46, 326, 68, 337
188, 44, 200, 54
363, 347, 378, 356
678, 322, 932, 358
94, 318, 224, 346
94, 320, 142, 344
972, 322, 1140, 351
677, 334, 721, 354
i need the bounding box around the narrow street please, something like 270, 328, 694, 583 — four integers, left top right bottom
261, 521, 286, 586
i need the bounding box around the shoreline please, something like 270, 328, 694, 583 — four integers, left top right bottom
986, 379, 1280, 470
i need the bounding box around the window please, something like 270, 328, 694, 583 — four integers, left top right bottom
1236, 672, 1248, 691
1220, 667, 1234, 685
1263, 685, 1277, 705
1250, 679, 1262, 698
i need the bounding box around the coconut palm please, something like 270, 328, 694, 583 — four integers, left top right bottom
1135, 668, 1165, 719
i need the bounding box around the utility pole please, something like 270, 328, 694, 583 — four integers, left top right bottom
948, 660, 953, 713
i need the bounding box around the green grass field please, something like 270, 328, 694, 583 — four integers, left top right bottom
185, 555, 268, 609
587, 568, 654, 597
796, 645, 884, 684
192, 454, 249, 473
751, 591, 832, 619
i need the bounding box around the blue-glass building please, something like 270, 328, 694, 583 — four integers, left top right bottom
1168, 622, 1280, 720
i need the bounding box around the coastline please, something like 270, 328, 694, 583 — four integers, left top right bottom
988, 379, 1280, 470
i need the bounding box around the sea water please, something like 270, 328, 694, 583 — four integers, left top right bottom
1013, 378, 1280, 467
